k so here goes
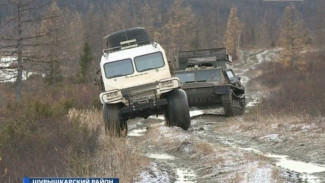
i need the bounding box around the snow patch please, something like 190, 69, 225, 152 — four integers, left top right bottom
189, 110, 204, 118
240, 76, 250, 86
259, 134, 282, 142
146, 153, 175, 160
128, 128, 147, 137
136, 163, 170, 183
175, 168, 196, 183
240, 162, 272, 183
0, 56, 45, 83
149, 115, 165, 120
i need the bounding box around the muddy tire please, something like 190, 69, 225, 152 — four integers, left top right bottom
103, 104, 127, 136
238, 97, 246, 115
164, 89, 191, 130
106, 27, 150, 50
222, 92, 234, 116
222, 91, 245, 116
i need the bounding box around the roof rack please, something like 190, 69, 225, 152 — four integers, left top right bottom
103, 27, 151, 54
177, 48, 232, 70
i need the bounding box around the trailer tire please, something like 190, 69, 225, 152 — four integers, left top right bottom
164, 89, 191, 130
103, 104, 127, 136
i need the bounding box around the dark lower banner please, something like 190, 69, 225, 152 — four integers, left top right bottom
23, 177, 119, 183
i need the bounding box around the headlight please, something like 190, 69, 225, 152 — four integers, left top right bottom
106, 91, 119, 100
160, 79, 179, 90
161, 80, 174, 88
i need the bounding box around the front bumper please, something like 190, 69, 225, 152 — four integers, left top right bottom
120, 99, 167, 115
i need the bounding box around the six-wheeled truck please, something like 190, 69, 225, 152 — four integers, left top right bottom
173, 48, 246, 116
98, 27, 191, 136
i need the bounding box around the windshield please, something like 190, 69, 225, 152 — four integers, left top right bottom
104, 59, 134, 79
176, 72, 195, 83
134, 52, 165, 72
197, 69, 222, 82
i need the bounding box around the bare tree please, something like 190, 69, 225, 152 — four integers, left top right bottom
0, 0, 55, 101
159, 0, 198, 58
38, 0, 64, 85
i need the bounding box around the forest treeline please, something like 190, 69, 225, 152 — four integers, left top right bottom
1, 0, 324, 76
0, 0, 323, 101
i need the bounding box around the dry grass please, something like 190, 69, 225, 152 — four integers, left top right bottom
69, 109, 150, 182
0, 82, 102, 182
254, 51, 325, 116
68, 108, 104, 132
0, 103, 99, 182
91, 137, 150, 182
222, 110, 325, 138
194, 142, 215, 155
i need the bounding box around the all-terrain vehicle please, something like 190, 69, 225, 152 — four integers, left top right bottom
97, 27, 191, 136
173, 48, 245, 116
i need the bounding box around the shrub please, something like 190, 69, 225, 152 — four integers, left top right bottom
0, 83, 100, 182
254, 51, 325, 116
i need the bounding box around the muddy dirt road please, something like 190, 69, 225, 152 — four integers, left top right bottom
113, 49, 325, 183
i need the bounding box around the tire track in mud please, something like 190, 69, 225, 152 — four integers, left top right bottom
128, 117, 199, 183
128, 49, 325, 183
128, 49, 279, 183
128, 113, 280, 183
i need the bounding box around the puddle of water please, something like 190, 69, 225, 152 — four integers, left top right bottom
175, 168, 196, 183
266, 154, 325, 174
146, 153, 175, 160
128, 128, 147, 137
226, 143, 325, 183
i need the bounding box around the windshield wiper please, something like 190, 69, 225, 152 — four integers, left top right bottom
139, 67, 158, 72
109, 74, 126, 78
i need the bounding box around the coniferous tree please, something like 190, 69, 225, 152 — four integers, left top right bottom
78, 42, 93, 83
278, 5, 311, 68
225, 6, 242, 60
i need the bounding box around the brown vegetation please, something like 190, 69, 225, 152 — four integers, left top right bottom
256, 51, 325, 116
0, 82, 100, 182
68, 109, 150, 182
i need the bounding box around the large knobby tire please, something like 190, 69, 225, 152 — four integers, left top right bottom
107, 27, 150, 50
222, 91, 235, 116
164, 89, 191, 130
103, 104, 127, 136
238, 97, 246, 115
222, 91, 245, 116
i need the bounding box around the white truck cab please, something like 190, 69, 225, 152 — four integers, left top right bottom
99, 43, 179, 105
